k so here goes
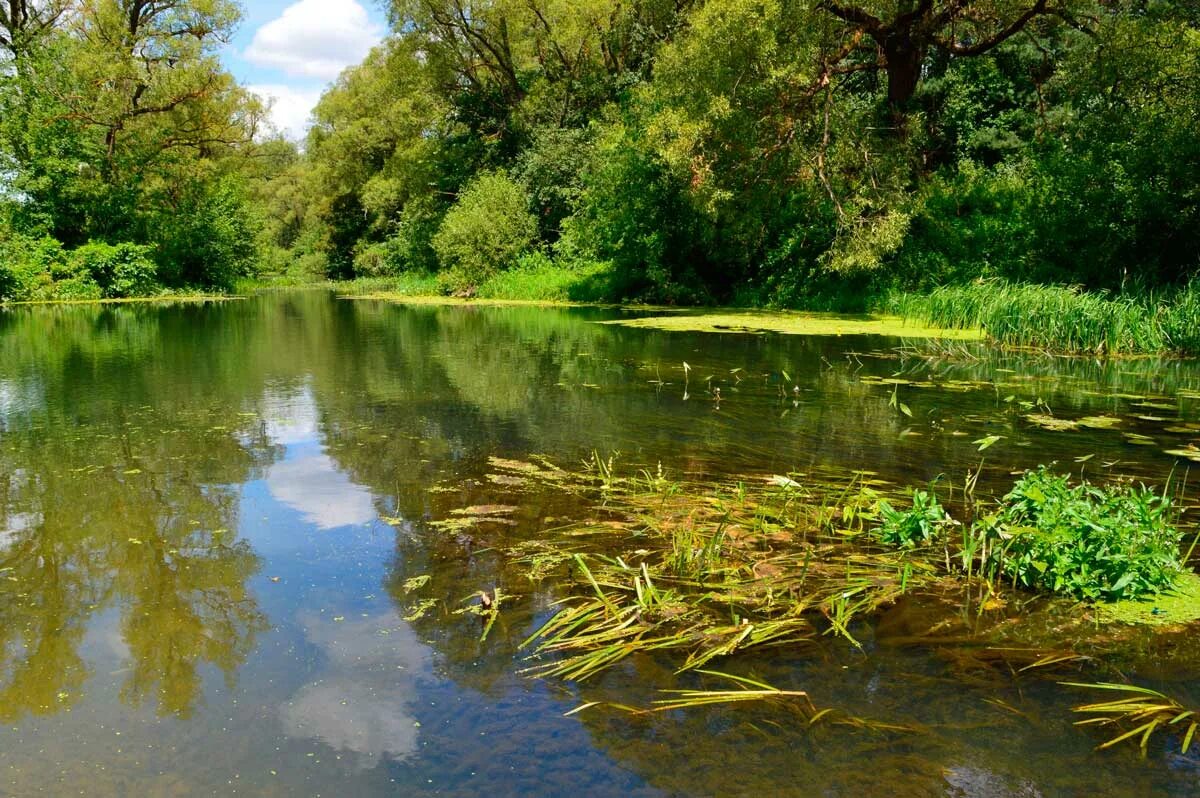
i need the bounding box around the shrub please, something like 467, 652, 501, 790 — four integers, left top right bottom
432, 172, 538, 291
49, 275, 103, 300
154, 178, 261, 290
977, 468, 1182, 601
70, 241, 159, 298
873, 489, 956, 548
0, 233, 64, 301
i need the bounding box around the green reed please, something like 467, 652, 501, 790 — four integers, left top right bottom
885, 280, 1200, 355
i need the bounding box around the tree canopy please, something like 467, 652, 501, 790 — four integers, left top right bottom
2, 0, 1197, 305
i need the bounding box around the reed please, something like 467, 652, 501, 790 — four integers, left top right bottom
885, 280, 1200, 355
516, 470, 945, 680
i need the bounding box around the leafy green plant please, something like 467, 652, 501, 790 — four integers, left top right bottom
70, 241, 159, 299
0, 233, 64, 301
977, 468, 1182, 601
873, 489, 955, 548
432, 171, 538, 291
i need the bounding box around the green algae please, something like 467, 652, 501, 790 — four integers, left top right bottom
597, 311, 984, 340
1094, 572, 1200, 626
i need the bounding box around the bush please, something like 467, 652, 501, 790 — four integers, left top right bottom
154, 178, 261, 290
432, 171, 538, 291
70, 242, 159, 298
474, 252, 618, 302
978, 468, 1182, 601
0, 233, 69, 301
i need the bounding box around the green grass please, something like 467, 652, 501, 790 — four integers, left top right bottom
476, 257, 617, 302
883, 280, 1200, 355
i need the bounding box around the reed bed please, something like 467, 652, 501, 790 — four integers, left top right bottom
885, 280, 1200, 355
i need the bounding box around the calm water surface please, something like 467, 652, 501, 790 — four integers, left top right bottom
2, 291, 1200, 796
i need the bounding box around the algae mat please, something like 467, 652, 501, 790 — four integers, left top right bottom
1095, 571, 1200, 626
598, 311, 984, 340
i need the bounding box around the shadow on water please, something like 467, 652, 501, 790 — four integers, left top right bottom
1, 291, 1200, 794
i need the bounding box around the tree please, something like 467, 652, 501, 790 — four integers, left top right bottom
0, 0, 70, 60
814, 0, 1095, 120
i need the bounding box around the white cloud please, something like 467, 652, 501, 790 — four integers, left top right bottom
244, 0, 383, 81
280, 612, 430, 768
267, 452, 378, 530
260, 386, 378, 528
249, 83, 323, 140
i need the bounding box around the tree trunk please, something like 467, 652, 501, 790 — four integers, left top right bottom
883, 31, 923, 130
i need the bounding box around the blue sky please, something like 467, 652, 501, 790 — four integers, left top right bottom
221, 0, 388, 139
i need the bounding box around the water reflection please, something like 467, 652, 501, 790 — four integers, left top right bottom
2, 292, 1200, 795
281, 611, 429, 768
263, 387, 377, 529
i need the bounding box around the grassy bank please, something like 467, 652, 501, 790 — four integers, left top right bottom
883, 281, 1200, 355
193, 270, 1200, 357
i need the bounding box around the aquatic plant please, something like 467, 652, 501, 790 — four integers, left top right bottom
873, 489, 956, 548
1066, 682, 1199, 754
515, 469, 938, 680
886, 281, 1200, 355
976, 468, 1182, 601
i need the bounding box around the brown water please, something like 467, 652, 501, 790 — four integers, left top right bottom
1, 290, 1199, 796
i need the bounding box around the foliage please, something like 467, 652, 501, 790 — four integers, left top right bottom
874, 490, 956, 548
885, 280, 1200, 354
5, 0, 1200, 315
69, 242, 157, 299
474, 252, 615, 302
0, 232, 63, 300
977, 468, 1183, 601
153, 178, 261, 291
0, 0, 277, 295
432, 172, 539, 291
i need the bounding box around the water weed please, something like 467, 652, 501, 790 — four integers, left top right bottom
975, 468, 1182, 601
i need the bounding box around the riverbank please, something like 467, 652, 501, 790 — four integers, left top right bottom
237, 267, 1200, 355
10, 265, 1193, 356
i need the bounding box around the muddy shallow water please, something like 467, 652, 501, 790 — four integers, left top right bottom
2, 290, 1200, 796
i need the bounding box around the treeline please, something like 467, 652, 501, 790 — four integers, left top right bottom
271, 0, 1200, 306
3, 1, 1198, 307
0, 0, 290, 300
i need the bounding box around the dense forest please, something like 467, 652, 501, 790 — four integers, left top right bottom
1, 0, 1198, 309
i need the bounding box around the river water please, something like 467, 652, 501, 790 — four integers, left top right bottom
1, 290, 1199, 796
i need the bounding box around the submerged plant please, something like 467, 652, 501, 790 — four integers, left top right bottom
1066, 682, 1199, 755
976, 468, 1183, 601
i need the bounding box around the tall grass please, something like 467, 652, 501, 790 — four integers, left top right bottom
884, 280, 1200, 355
475, 256, 616, 302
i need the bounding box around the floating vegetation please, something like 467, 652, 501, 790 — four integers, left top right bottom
1067, 682, 1200, 754
515, 472, 942, 680
403, 598, 439, 622
1165, 446, 1200, 463
451, 504, 520, 516
1094, 572, 1200, 626
1024, 414, 1122, 431
641, 670, 817, 713
415, 458, 1199, 685
597, 311, 983, 340
413, 450, 1200, 772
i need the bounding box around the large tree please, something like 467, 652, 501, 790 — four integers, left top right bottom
815, 0, 1095, 118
